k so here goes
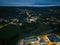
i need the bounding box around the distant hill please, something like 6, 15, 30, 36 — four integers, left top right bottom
0, 6, 60, 18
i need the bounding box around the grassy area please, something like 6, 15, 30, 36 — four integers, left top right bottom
0, 22, 51, 45
0, 22, 51, 38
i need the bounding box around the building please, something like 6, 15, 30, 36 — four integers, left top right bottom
18, 37, 40, 45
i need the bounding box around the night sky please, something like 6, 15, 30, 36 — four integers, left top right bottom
0, 0, 60, 6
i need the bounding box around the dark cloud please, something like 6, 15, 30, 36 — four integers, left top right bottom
0, 0, 60, 6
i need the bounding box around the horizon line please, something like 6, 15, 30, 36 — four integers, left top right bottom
0, 5, 60, 7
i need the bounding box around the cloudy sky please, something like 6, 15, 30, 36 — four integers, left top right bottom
0, 0, 60, 6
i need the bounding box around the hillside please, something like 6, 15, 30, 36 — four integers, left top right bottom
0, 6, 60, 45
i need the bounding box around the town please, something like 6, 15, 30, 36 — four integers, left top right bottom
0, 6, 60, 45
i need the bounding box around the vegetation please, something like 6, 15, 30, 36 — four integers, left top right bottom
0, 6, 60, 45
